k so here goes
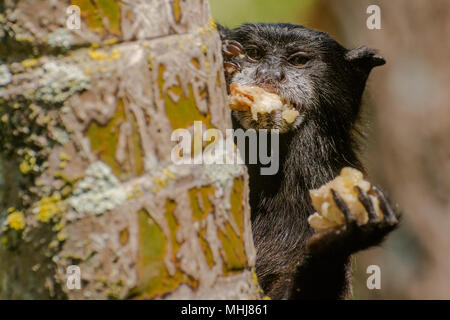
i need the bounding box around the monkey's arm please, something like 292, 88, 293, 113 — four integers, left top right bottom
290, 186, 399, 299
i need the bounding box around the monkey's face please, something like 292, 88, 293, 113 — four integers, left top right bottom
225, 23, 385, 133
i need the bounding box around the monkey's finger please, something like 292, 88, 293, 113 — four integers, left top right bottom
371, 185, 398, 225
222, 41, 243, 58
222, 47, 239, 58
331, 189, 356, 224
355, 186, 379, 223
224, 61, 240, 74
227, 40, 244, 52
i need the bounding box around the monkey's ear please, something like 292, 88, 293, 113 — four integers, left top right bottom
345, 46, 385, 73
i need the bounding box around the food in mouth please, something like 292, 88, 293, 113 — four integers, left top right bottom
229, 83, 299, 124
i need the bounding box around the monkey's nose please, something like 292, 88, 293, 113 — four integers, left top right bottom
256, 68, 285, 82
272, 70, 285, 82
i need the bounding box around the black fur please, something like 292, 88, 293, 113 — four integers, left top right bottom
218, 23, 396, 299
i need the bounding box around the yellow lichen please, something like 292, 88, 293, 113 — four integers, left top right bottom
57, 231, 67, 242
152, 177, 167, 193
172, 0, 181, 22
252, 271, 259, 285
162, 169, 175, 179
34, 193, 64, 223
88, 48, 108, 60
104, 37, 119, 45
152, 169, 176, 193
128, 184, 143, 199
19, 154, 36, 174
209, 18, 217, 30
6, 209, 26, 231
251, 271, 266, 297
59, 152, 71, 161
119, 228, 129, 245
59, 152, 71, 169
109, 49, 121, 61
52, 221, 65, 232
21, 58, 38, 68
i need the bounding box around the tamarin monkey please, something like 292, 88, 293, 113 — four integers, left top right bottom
218, 23, 399, 299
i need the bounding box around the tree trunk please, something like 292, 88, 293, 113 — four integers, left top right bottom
0, 0, 261, 299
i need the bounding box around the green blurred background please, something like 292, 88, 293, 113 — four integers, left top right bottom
210, 0, 450, 299
210, 0, 315, 28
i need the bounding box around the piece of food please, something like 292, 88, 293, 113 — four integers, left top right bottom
281, 109, 299, 124
229, 83, 299, 123
307, 167, 383, 231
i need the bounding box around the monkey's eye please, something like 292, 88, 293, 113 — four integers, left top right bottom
289, 53, 309, 67
245, 46, 263, 61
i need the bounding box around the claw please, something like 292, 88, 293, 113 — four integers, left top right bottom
232, 40, 244, 51
222, 40, 244, 58
224, 61, 241, 74
371, 185, 398, 225
227, 40, 243, 52
355, 186, 379, 223
331, 189, 356, 224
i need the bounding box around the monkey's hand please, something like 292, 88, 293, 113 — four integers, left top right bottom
221, 39, 244, 81
307, 185, 399, 257
290, 184, 399, 299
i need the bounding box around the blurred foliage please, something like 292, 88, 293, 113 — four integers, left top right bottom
209, 0, 316, 27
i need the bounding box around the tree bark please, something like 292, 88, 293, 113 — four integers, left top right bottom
0, 0, 261, 299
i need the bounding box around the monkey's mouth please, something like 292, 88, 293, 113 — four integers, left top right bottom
229, 83, 303, 133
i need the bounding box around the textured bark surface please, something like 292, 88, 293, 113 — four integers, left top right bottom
0, 0, 260, 299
